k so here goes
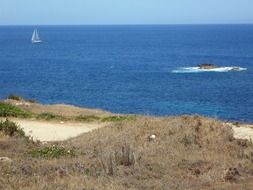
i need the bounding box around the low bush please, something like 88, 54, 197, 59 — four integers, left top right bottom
36, 112, 65, 120
0, 102, 32, 118
28, 145, 75, 159
101, 115, 136, 122
7, 94, 37, 103
180, 134, 197, 146
75, 115, 100, 122
7, 94, 23, 101
0, 119, 26, 137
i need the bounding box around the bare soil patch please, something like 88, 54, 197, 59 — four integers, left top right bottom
10, 118, 106, 142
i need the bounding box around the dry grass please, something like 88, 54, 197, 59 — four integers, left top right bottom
1, 115, 253, 190
1, 99, 136, 124
3, 99, 110, 118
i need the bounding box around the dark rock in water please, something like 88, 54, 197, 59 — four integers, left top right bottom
197, 64, 242, 71
198, 64, 218, 69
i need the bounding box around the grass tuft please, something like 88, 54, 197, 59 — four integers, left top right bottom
100, 144, 136, 176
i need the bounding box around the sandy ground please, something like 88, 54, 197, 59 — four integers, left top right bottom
230, 124, 253, 141
11, 118, 106, 142
224, 122, 253, 141
1, 99, 111, 142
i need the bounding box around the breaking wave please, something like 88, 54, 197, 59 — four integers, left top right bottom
172, 67, 247, 73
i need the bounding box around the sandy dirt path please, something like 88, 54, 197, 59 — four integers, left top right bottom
231, 125, 253, 141
225, 123, 253, 141
11, 118, 106, 142
5, 117, 253, 142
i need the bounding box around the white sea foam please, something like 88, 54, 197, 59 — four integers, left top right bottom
172, 66, 247, 73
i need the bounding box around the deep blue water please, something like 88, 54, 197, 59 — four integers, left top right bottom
0, 25, 253, 122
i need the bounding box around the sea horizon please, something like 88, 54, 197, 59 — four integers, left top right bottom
1, 23, 253, 26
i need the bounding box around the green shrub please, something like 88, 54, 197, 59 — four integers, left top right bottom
7, 94, 23, 101
0, 103, 32, 118
101, 115, 136, 122
28, 146, 75, 159
0, 119, 26, 137
75, 115, 100, 122
36, 113, 65, 120
7, 94, 37, 103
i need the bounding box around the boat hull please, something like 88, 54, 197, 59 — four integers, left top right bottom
32, 40, 42, 44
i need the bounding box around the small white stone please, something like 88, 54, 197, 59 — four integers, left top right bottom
148, 135, 156, 141
150, 135, 156, 139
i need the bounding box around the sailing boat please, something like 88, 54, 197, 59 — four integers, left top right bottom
31, 29, 42, 43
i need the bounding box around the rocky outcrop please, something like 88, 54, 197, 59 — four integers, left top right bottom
197, 64, 218, 69
197, 64, 242, 71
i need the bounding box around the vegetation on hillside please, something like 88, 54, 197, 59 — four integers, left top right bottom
36, 112, 66, 121
0, 116, 253, 189
7, 94, 36, 103
7, 94, 23, 101
28, 145, 75, 159
0, 119, 26, 138
0, 102, 32, 118
2, 94, 136, 123
101, 115, 136, 122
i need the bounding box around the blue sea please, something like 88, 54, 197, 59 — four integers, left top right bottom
0, 25, 253, 122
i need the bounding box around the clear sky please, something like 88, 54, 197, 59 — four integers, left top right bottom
1, 0, 253, 25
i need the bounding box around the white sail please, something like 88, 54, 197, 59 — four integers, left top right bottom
32, 29, 42, 43
35, 30, 39, 39
31, 30, 36, 41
